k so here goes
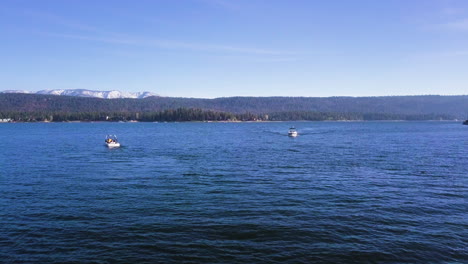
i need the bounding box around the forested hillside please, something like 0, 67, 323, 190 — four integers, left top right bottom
0, 93, 467, 121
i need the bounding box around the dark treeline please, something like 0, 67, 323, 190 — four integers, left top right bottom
0, 108, 259, 122
1, 93, 467, 119
266, 111, 454, 121
0, 108, 454, 122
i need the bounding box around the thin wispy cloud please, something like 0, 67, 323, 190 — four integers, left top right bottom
436, 50, 468, 57
441, 18, 468, 30
21, 8, 293, 57
42, 31, 294, 56
21, 9, 101, 33
423, 4, 468, 32
411, 50, 468, 61
42, 32, 139, 45
441, 7, 464, 16
209, 54, 301, 63
196, 0, 241, 10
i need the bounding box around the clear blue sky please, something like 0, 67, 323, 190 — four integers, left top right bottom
1, 0, 468, 98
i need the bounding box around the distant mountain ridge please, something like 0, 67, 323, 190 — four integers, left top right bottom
0, 93, 467, 120
0, 89, 157, 99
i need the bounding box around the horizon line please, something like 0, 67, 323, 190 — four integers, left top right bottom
1, 89, 467, 99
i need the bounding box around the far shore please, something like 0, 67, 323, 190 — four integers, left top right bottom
1, 119, 463, 124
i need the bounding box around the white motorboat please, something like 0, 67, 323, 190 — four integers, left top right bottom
105, 135, 121, 148
288, 127, 298, 137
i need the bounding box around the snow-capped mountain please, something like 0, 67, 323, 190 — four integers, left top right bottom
1, 89, 157, 99
1, 90, 34, 94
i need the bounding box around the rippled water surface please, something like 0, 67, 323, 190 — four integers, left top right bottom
1, 122, 467, 263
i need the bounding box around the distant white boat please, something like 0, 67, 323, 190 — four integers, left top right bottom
105, 135, 121, 148
288, 127, 298, 137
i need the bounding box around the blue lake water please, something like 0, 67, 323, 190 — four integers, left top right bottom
0, 121, 467, 263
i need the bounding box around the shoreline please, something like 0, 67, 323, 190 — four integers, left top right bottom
1, 119, 463, 124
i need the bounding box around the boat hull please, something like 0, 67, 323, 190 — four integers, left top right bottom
106, 142, 121, 148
